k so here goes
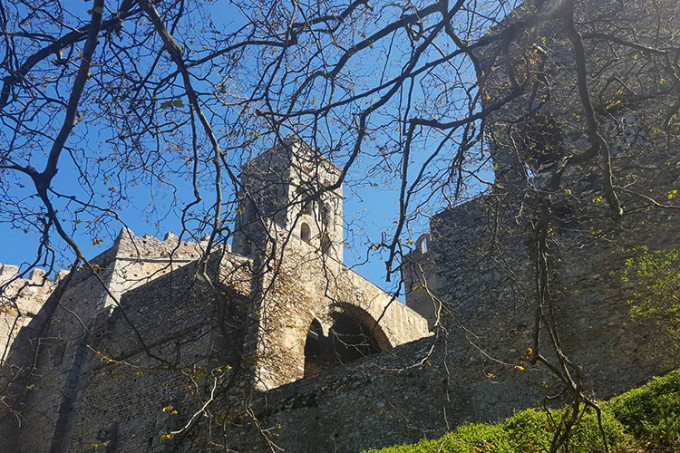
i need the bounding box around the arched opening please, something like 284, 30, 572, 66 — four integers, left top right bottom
301, 200, 313, 215
328, 310, 382, 364
300, 223, 311, 243
515, 112, 566, 173
302, 306, 389, 377
320, 232, 331, 255
321, 202, 332, 227
303, 319, 323, 377
415, 233, 429, 254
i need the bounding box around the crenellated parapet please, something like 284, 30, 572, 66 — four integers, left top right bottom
112, 228, 228, 262
0, 263, 66, 319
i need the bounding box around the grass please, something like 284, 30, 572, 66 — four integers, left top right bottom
364, 370, 680, 452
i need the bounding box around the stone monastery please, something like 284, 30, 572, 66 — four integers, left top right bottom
0, 139, 430, 452
2, 0, 680, 451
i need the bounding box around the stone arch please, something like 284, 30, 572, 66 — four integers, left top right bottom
302, 303, 391, 377
331, 302, 391, 351
415, 233, 430, 253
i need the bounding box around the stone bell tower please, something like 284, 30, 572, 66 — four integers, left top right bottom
233, 138, 344, 263
232, 139, 428, 391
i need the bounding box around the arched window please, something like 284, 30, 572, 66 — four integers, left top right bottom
516, 112, 565, 173
320, 232, 331, 255
415, 234, 430, 254
301, 200, 313, 215
300, 223, 311, 243
321, 202, 332, 227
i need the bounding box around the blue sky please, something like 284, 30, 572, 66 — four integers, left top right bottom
0, 0, 498, 292
0, 140, 431, 292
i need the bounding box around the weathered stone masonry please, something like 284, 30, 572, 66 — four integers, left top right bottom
3, 1, 680, 452
0, 140, 429, 453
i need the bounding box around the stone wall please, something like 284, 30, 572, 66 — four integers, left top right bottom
65, 259, 248, 452
1, 265, 62, 367
401, 0, 680, 410
410, 189, 673, 394
2, 221, 428, 452
3, 230, 223, 453
220, 335, 557, 453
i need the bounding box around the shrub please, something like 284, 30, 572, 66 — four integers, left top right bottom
609, 370, 680, 449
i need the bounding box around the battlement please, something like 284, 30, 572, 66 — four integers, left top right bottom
112, 228, 228, 262
1, 265, 70, 281
0, 263, 67, 315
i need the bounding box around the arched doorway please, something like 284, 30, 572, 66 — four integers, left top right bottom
303, 319, 324, 377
